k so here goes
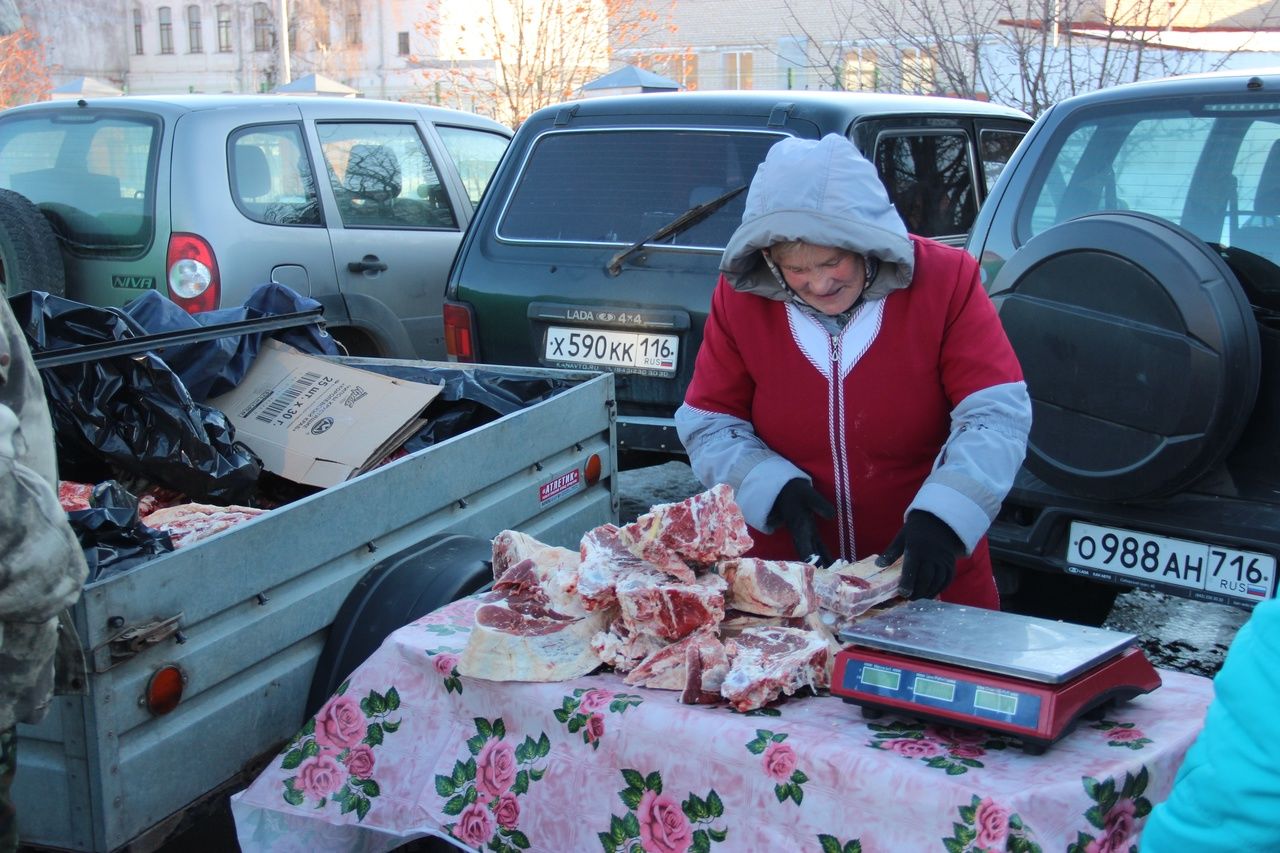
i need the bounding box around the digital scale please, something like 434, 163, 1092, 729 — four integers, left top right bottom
831, 601, 1162, 754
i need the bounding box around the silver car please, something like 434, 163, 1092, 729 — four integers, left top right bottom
0, 94, 511, 358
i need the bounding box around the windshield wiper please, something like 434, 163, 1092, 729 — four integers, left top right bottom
606, 184, 747, 276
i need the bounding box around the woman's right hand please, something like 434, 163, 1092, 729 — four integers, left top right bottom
767, 478, 835, 565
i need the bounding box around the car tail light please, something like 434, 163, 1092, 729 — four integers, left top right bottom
144, 664, 186, 715
443, 300, 477, 362
166, 233, 220, 314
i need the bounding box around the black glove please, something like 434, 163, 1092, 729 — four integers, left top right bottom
878, 510, 964, 600
768, 478, 835, 566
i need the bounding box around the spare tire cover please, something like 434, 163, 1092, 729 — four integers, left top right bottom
989, 211, 1259, 501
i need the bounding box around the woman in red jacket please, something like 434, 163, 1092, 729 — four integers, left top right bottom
675, 134, 1031, 608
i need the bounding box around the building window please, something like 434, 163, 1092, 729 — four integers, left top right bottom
901, 48, 935, 94
253, 2, 273, 52
133, 7, 144, 54
187, 5, 202, 52
346, 2, 361, 46
216, 4, 232, 52
842, 48, 877, 91
398, 31, 409, 56
158, 6, 173, 54
724, 52, 753, 89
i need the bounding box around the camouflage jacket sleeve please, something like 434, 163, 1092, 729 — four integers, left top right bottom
0, 299, 88, 628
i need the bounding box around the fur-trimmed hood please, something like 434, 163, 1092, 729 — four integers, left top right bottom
720, 134, 915, 301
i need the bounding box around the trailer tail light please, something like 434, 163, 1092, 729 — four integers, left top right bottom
144, 665, 186, 715
443, 300, 477, 362
167, 233, 220, 314
585, 453, 602, 486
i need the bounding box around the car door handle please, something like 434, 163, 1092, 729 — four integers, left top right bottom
348, 255, 388, 273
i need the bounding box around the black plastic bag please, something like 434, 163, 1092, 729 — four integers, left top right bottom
10, 291, 262, 504
122, 283, 339, 402
354, 363, 574, 450
67, 481, 174, 582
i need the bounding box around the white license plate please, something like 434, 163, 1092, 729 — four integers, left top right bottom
1067, 521, 1276, 604
544, 327, 678, 376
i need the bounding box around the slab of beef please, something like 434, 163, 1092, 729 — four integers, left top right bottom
58, 481, 95, 512
490, 531, 584, 617
590, 618, 668, 673
720, 626, 829, 712
719, 558, 816, 617
617, 483, 752, 580
458, 584, 607, 682
718, 610, 805, 639
624, 628, 729, 698
813, 555, 903, 624
577, 523, 668, 611
140, 502, 267, 549
615, 572, 727, 641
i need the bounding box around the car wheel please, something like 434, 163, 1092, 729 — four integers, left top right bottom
0, 187, 66, 298
989, 211, 1260, 500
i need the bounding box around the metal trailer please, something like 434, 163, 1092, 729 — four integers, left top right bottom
14, 358, 617, 852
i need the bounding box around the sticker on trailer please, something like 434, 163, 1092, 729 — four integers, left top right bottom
539, 468, 581, 504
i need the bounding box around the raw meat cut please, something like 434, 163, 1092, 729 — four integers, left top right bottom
615, 572, 727, 641
58, 481, 94, 512
141, 503, 267, 549
813, 555, 903, 623
719, 558, 816, 617
718, 610, 805, 639
720, 626, 830, 712
458, 584, 607, 682
577, 523, 668, 611
490, 530, 583, 617
624, 628, 728, 694
591, 619, 668, 673
617, 483, 752, 580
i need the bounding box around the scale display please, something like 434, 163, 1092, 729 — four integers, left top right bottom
831, 601, 1163, 753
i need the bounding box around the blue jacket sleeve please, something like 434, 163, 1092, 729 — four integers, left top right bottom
1141, 596, 1280, 851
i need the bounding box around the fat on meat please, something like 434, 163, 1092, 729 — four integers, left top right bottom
591, 618, 668, 673
624, 628, 728, 696
615, 572, 727, 641
490, 531, 583, 617
719, 558, 817, 617
458, 582, 607, 682
577, 523, 668, 611
617, 483, 752, 580
720, 626, 830, 712
813, 555, 903, 624
140, 502, 267, 549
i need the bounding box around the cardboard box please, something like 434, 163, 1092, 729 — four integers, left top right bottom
208, 340, 443, 488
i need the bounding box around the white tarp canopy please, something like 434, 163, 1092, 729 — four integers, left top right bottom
273, 73, 360, 97
50, 76, 123, 99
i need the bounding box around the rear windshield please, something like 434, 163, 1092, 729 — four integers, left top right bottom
0, 110, 159, 259
498, 128, 782, 249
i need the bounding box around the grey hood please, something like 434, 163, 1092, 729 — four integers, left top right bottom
721, 134, 915, 302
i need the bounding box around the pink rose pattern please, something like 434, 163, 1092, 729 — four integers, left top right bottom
428, 648, 464, 694
435, 717, 550, 852
1091, 720, 1154, 750
1068, 768, 1153, 853
867, 719, 1015, 775
746, 729, 809, 805
600, 769, 727, 853
554, 686, 643, 750
279, 682, 402, 821
945, 794, 1041, 853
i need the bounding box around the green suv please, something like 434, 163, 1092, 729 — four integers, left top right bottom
0, 94, 510, 358
443, 90, 1032, 465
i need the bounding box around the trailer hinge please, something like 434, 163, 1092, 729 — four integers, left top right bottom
100, 613, 185, 666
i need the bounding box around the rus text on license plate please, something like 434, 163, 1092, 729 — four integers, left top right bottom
544, 327, 678, 376
1067, 521, 1276, 603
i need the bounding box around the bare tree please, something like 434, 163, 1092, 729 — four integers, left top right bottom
778, 0, 1280, 116
414, 0, 677, 126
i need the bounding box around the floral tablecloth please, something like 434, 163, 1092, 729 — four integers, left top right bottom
231, 597, 1213, 853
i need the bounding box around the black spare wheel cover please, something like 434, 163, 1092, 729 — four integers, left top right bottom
989, 211, 1260, 501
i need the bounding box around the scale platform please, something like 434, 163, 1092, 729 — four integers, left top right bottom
831, 601, 1162, 754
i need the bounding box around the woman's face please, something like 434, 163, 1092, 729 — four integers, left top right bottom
768, 243, 865, 315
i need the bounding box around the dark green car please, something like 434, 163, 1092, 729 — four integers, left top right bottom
444, 90, 1031, 466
